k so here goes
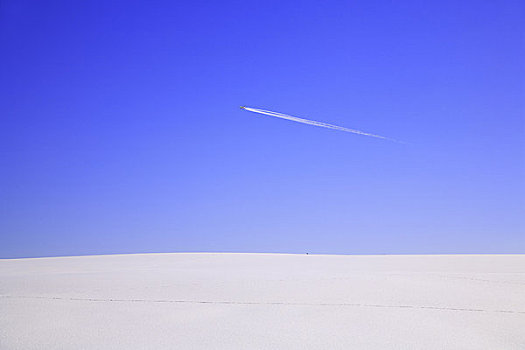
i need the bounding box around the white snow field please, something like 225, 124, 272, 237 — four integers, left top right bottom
1, 253, 524, 349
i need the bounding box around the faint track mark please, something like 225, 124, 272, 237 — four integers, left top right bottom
1, 295, 524, 314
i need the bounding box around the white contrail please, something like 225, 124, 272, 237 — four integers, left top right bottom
242, 107, 400, 142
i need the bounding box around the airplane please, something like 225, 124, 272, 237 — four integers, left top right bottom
240, 106, 246, 110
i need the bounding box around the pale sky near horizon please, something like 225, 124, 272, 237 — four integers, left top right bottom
1, 0, 524, 258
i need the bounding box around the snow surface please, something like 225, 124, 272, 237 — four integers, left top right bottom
1, 253, 524, 349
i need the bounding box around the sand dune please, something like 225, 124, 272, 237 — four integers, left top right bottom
1, 253, 524, 349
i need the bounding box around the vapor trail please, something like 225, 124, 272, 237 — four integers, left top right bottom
242, 107, 400, 142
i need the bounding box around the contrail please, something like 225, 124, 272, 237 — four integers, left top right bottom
241, 106, 400, 142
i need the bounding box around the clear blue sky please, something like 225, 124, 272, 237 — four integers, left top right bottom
1, 0, 524, 258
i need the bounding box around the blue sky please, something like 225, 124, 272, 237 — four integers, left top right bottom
1, 0, 524, 258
